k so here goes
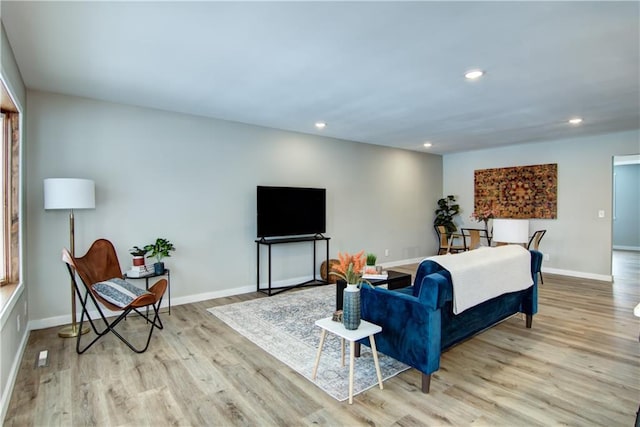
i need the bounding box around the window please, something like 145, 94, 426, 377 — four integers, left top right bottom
0, 112, 5, 281
0, 78, 20, 286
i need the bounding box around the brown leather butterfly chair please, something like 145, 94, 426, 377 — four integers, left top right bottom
62, 238, 167, 354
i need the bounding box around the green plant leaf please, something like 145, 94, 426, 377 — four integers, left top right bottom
145, 238, 176, 263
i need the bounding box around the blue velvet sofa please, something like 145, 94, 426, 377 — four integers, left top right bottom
358, 249, 543, 393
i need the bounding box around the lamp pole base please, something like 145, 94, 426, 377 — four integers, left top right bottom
58, 324, 90, 338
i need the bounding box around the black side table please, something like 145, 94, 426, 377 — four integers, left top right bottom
124, 268, 171, 315
336, 270, 412, 310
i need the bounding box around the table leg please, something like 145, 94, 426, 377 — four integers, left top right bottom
349, 340, 355, 404
369, 335, 384, 390
144, 277, 150, 323
312, 329, 327, 380
341, 338, 345, 367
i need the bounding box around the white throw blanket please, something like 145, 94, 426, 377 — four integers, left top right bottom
426, 245, 533, 315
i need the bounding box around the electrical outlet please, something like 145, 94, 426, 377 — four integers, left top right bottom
17, 314, 20, 332
544, 253, 550, 261
384, 249, 389, 257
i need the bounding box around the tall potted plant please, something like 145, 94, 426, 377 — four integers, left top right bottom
144, 238, 175, 274
434, 195, 460, 233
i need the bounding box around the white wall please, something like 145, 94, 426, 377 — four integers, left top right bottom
26, 90, 443, 327
0, 22, 28, 424
443, 130, 640, 280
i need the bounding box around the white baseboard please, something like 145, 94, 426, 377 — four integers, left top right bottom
28, 283, 256, 331
1, 325, 29, 424
170, 285, 255, 307
380, 257, 425, 268
30, 265, 426, 331
613, 245, 640, 251
386, 256, 615, 283
393, 257, 615, 283
28, 255, 615, 330
542, 267, 612, 282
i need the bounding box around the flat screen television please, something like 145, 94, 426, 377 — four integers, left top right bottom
257, 186, 326, 238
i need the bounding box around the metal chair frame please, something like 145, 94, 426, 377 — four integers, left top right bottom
434, 225, 465, 254
460, 228, 491, 251
527, 230, 547, 284
527, 229, 547, 251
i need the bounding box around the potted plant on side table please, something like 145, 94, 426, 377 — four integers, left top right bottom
144, 238, 175, 275
365, 252, 377, 274
129, 246, 148, 266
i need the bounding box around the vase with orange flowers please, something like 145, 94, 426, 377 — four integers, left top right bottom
331, 250, 368, 330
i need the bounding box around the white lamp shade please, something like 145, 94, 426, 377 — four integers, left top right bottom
44, 178, 95, 210
492, 219, 529, 244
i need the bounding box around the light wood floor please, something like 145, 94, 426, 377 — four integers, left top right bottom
4, 251, 639, 426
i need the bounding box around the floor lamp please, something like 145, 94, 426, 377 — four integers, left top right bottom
44, 178, 95, 338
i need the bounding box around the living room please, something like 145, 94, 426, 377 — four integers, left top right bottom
1, 1, 639, 425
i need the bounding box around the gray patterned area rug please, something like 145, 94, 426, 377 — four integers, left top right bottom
207, 285, 409, 402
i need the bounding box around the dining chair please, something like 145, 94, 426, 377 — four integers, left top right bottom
527, 229, 546, 251
435, 225, 465, 255
527, 230, 547, 283
461, 228, 489, 251
62, 238, 167, 354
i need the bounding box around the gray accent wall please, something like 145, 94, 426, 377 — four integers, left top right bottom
443, 130, 639, 280
613, 164, 640, 249
25, 90, 443, 327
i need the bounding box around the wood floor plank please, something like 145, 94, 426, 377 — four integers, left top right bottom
32, 369, 72, 427
73, 378, 111, 427
4, 250, 639, 426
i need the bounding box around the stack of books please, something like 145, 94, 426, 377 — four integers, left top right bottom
363, 272, 388, 280
127, 264, 154, 277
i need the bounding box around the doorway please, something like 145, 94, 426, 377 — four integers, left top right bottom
612, 154, 640, 280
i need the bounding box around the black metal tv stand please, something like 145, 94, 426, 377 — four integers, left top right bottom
256, 234, 330, 296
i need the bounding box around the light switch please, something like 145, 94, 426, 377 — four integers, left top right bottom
598, 210, 605, 218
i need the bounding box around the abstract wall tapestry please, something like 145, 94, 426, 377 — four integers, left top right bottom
474, 163, 557, 219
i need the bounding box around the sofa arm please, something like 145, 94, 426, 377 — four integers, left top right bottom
360, 285, 442, 379
412, 261, 454, 310
414, 271, 454, 310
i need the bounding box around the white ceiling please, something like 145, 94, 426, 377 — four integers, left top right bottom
2, 1, 639, 154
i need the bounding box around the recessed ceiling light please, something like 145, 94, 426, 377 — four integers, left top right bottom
568, 117, 583, 125
315, 122, 326, 129
423, 142, 433, 148
464, 69, 484, 80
